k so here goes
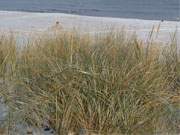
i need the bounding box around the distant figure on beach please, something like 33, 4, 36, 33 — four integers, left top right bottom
49, 21, 63, 31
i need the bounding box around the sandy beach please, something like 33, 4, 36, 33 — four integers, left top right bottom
0, 11, 179, 44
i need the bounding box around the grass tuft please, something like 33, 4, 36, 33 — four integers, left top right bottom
0, 31, 179, 134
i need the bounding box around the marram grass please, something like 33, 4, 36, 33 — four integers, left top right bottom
0, 31, 179, 134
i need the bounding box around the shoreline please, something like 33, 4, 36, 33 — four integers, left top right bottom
0, 10, 179, 22
0, 11, 179, 43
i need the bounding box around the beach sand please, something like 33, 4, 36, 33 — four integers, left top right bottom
0, 11, 179, 44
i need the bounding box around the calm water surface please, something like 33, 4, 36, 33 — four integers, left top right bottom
0, 0, 179, 21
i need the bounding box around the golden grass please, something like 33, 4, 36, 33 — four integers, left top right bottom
0, 31, 179, 134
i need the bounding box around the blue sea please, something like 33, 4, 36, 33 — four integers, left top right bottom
0, 0, 179, 21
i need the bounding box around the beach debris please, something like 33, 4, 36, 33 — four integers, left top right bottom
49, 21, 63, 32
44, 125, 51, 131
42, 117, 51, 131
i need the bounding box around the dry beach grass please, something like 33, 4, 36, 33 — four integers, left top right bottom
0, 30, 180, 134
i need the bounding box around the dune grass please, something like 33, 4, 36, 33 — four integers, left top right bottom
0, 31, 180, 134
